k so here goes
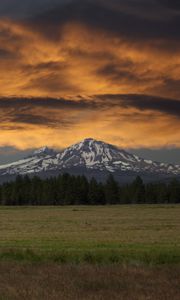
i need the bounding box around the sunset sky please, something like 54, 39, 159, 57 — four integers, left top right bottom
0, 0, 180, 163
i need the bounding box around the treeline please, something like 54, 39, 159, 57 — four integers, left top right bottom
0, 174, 179, 205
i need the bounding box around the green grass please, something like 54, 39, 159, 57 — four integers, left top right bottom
0, 205, 180, 264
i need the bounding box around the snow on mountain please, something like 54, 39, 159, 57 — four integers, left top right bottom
33, 146, 57, 157
56, 138, 180, 175
0, 138, 179, 177
0, 146, 57, 175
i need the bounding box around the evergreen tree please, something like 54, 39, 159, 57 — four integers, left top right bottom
168, 179, 180, 203
87, 178, 105, 205
0, 172, 179, 206
105, 175, 119, 204
11, 175, 24, 205
145, 183, 157, 204
132, 176, 145, 203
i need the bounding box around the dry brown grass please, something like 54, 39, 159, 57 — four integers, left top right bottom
0, 263, 180, 300
1, 205, 180, 249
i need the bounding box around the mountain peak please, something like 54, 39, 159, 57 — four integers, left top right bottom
69, 138, 107, 152
33, 146, 56, 156
76, 138, 110, 147
0, 138, 179, 180
81, 138, 99, 144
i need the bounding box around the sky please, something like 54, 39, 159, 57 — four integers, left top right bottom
0, 0, 179, 163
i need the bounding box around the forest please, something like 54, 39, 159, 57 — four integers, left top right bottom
0, 174, 179, 205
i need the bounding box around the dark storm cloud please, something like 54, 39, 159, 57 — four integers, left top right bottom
26, 0, 180, 43
26, 74, 75, 94
0, 0, 179, 43
0, 0, 68, 18
0, 97, 96, 109
0, 97, 100, 127
95, 94, 180, 117
0, 48, 16, 59
10, 113, 53, 126
67, 48, 115, 62
8, 112, 74, 128
152, 78, 180, 100
157, 0, 180, 10
0, 24, 23, 45
0, 95, 179, 129
20, 61, 78, 93
97, 62, 145, 85
22, 61, 63, 72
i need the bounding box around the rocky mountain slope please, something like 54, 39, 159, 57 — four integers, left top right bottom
0, 138, 179, 181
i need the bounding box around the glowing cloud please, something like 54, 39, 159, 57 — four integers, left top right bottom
0, 0, 179, 149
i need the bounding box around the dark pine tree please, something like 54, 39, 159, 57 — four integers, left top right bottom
132, 176, 145, 204
105, 175, 119, 204
88, 177, 105, 205
168, 179, 180, 203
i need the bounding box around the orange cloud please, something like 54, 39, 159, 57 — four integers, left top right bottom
0, 19, 179, 98
0, 16, 179, 149
0, 95, 179, 150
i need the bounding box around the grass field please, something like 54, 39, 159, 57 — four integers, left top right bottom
0, 205, 180, 299
0, 205, 180, 264
0, 263, 180, 300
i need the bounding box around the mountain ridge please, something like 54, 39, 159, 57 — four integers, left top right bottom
0, 138, 179, 182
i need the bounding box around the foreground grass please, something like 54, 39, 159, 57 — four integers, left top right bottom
0, 263, 180, 300
0, 205, 180, 264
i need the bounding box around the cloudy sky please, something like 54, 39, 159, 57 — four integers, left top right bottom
0, 0, 179, 163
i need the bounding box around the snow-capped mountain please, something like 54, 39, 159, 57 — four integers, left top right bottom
0, 138, 179, 181
33, 146, 57, 157
0, 146, 57, 176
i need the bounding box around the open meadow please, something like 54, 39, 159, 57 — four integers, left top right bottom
0, 205, 180, 299
0, 205, 180, 264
